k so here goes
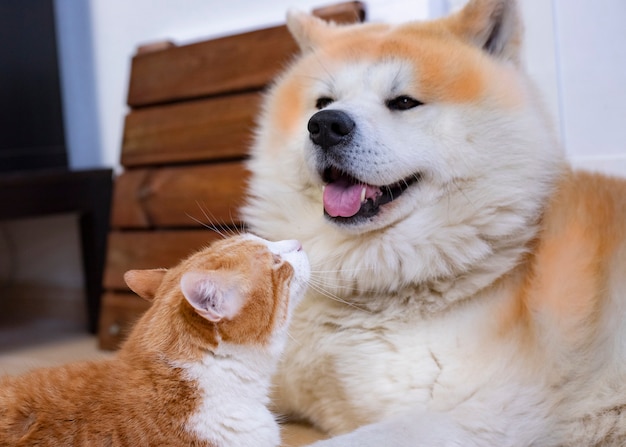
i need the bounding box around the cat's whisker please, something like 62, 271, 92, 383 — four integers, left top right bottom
307, 252, 377, 272
308, 270, 369, 285
307, 276, 356, 293
227, 209, 246, 237
197, 203, 227, 237
185, 212, 222, 234
188, 202, 242, 239
285, 330, 301, 347
187, 205, 225, 236
306, 281, 372, 313
311, 269, 374, 279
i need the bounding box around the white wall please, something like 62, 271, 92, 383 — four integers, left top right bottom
553, 0, 626, 177
53, 1, 102, 169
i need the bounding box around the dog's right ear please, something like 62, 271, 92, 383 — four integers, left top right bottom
286, 10, 336, 53
445, 0, 523, 64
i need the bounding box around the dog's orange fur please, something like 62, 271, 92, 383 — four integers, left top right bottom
528, 171, 625, 328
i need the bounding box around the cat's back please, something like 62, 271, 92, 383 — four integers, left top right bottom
0, 357, 212, 446
0, 361, 118, 445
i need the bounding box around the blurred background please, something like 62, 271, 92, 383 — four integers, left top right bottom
0, 0, 624, 349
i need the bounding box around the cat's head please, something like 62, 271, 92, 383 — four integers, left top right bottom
123, 234, 309, 351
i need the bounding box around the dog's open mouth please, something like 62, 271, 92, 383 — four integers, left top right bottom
322, 168, 420, 221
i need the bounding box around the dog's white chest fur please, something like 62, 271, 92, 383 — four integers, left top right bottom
278, 296, 443, 430
275, 287, 567, 447
275, 288, 543, 437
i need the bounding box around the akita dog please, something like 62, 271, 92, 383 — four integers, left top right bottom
242, 0, 626, 445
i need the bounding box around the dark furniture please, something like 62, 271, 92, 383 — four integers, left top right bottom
0, 1, 113, 334
0, 168, 113, 333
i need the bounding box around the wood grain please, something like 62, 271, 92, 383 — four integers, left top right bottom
121, 92, 261, 167
127, 25, 295, 107
313, 1, 366, 24
98, 292, 151, 350
110, 162, 249, 228
104, 229, 223, 290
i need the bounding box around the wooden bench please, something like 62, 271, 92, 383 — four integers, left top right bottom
98, 1, 366, 350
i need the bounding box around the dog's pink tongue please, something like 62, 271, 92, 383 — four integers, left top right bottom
323, 179, 362, 217
323, 179, 380, 218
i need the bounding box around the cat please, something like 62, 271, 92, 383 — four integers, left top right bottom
0, 234, 309, 446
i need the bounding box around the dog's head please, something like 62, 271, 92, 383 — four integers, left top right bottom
243, 0, 565, 299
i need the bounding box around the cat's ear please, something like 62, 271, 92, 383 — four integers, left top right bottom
180, 271, 245, 323
444, 0, 522, 63
124, 269, 167, 302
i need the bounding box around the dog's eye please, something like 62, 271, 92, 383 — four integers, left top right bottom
386, 95, 423, 111
315, 97, 335, 110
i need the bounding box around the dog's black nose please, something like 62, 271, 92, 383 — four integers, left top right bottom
308, 110, 355, 149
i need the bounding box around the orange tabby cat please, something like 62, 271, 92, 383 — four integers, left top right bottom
0, 234, 309, 446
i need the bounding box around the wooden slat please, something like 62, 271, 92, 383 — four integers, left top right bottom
127, 1, 366, 107
121, 92, 261, 167
127, 25, 291, 107
109, 170, 151, 227
313, 1, 366, 23
104, 229, 222, 290
110, 161, 249, 228
136, 41, 175, 55
98, 292, 151, 350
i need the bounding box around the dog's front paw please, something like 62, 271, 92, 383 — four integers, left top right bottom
304, 410, 475, 447
306, 437, 361, 447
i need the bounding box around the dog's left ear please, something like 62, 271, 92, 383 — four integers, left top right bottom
445, 0, 523, 64
286, 10, 336, 53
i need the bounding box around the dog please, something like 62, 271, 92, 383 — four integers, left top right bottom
241, 0, 626, 445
